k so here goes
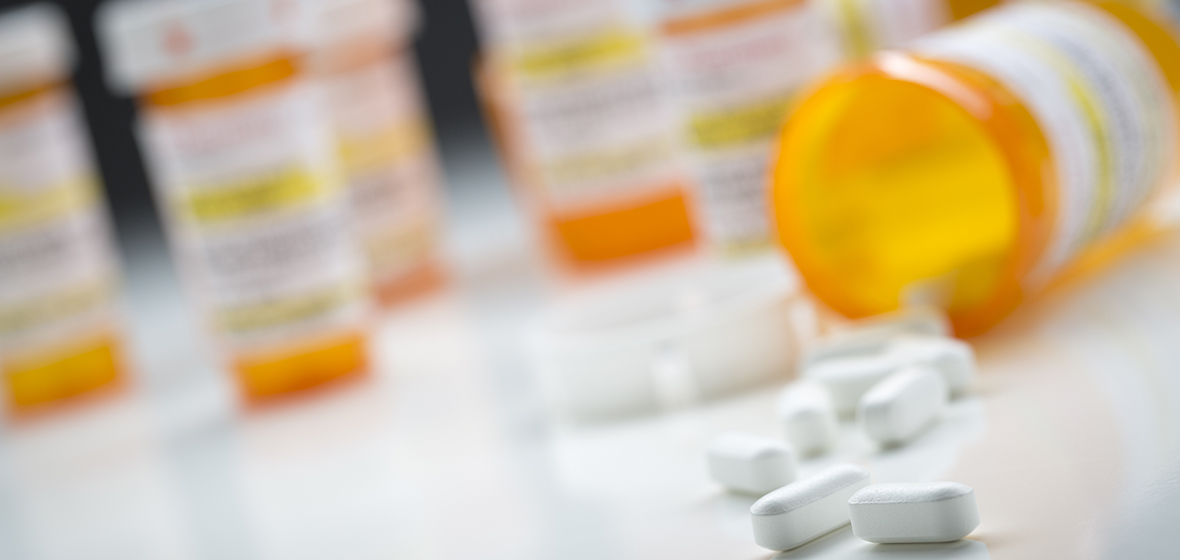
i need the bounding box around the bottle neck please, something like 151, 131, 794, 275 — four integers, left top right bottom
0, 79, 65, 111
141, 52, 300, 107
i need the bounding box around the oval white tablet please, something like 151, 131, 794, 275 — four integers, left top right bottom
849, 482, 979, 543
776, 381, 838, 456
750, 463, 871, 551
706, 433, 797, 495
887, 335, 977, 396
804, 354, 906, 416
858, 366, 948, 446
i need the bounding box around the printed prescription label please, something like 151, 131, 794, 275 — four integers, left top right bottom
487, 14, 685, 211
322, 50, 441, 283
141, 79, 368, 349
659, 0, 842, 247
472, 0, 621, 48
821, 0, 950, 56
0, 88, 121, 353
915, 1, 1176, 284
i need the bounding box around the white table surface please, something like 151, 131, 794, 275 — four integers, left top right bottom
2, 138, 1179, 560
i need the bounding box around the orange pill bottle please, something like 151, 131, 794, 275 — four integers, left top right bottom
296, 0, 446, 305
0, 4, 127, 412
97, 0, 372, 402
473, 0, 697, 264
654, 0, 845, 253
773, 0, 1180, 335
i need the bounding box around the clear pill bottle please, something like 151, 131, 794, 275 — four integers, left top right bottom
296, 0, 446, 306
816, 0, 1000, 57
473, 0, 697, 264
773, 0, 1180, 335
97, 0, 372, 402
0, 4, 127, 412
654, 0, 843, 252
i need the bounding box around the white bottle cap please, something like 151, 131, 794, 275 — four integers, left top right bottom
296, 0, 420, 49
529, 257, 808, 421
96, 0, 289, 93
0, 3, 75, 96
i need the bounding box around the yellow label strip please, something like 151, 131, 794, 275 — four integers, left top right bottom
180, 168, 333, 224
338, 119, 431, 173
216, 282, 361, 333
688, 96, 794, 149
511, 28, 648, 80
0, 176, 99, 230
0, 279, 113, 336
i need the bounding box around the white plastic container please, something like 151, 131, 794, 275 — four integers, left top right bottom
530, 257, 804, 420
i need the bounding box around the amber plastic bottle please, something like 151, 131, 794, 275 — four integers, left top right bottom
98, 0, 371, 401
472, 0, 696, 264
298, 0, 446, 305
773, 0, 1180, 335
0, 4, 126, 411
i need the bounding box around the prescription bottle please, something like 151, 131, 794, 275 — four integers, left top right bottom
773, 0, 1180, 335
294, 0, 446, 306
97, 0, 372, 402
654, 0, 843, 252
473, 0, 697, 264
0, 4, 127, 412
816, 0, 1001, 57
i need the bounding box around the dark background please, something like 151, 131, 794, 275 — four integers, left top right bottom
0, 0, 488, 245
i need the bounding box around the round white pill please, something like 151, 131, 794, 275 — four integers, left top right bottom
858, 366, 948, 446
804, 353, 907, 416
706, 433, 797, 495
887, 335, 977, 396
750, 463, 871, 551
776, 381, 838, 456
848, 482, 980, 543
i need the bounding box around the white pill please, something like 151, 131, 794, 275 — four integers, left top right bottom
804, 353, 906, 416
800, 307, 950, 368
858, 366, 948, 446
776, 381, 838, 456
887, 335, 976, 396
750, 463, 871, 551
848, 482, 979, 543
706, 433, 797, 495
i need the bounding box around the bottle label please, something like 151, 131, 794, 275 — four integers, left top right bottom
322, 50, 441, 284
0, 89, 121, 353
484, 8, 685, 212
915, 2, 1176, 284
140, 79, 368, 350
659, 0, 843, 247
820, 0, 950, 56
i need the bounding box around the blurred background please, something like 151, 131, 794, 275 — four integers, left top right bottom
0, 0, 489, 239
4, 0, 1180, 558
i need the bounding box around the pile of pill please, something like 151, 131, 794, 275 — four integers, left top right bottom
703, 308, 982, 550
784, 308, 976, 449
751, 465, 979, 550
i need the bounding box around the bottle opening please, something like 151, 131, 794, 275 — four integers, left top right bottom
774, 69, 1021, 325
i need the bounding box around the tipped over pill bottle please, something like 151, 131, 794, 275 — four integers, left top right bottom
473, 0, 697, 264
296, 0, 446, 305
817, 0, 1001, 57
98, 0, 372, 402
0, 4, 127, 412
773, 0, 1180, 335
655, 0, 843, 252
